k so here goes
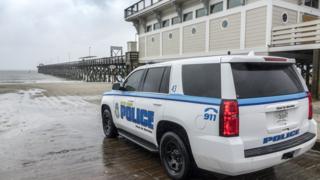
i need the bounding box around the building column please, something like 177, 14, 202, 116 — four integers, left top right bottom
200, 0, 209, 15
173, 1, 183, 21
138, 18, 146, 33
155, 11, 162, 27
133, 21, 140, 34
312, 49, 320, 99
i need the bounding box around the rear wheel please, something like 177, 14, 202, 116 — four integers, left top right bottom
160, 132, 191, 180
102, 108, 118, 138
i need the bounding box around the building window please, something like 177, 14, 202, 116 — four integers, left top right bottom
192, 27, 197, 34
227, 0, 245, 9
172, 16, 181, 25
146, 25, 152, 32
162, 19, 170, 27
210, 2, 223, 14
221, 19, 229, 29
282, 12, 288, 23
151, 37, 155, 42
305, 0, 319, 8
153, 23, 161, 30
183, 12, 193, 22
169, 33, 173, 39
196, 8, 207, 18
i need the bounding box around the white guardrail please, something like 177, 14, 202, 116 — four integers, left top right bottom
272, 19, 320, 47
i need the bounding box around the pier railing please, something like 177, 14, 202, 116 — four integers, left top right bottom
38, 52, 139, 82
271, 19, 320, 47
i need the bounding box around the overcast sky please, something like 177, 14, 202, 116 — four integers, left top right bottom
0, 0, 137, 70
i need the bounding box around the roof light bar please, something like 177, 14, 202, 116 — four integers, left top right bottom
264, 57, 287, 62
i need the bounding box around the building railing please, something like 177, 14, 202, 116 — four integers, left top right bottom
125, 0, 162, 18
271, 19, 320, 47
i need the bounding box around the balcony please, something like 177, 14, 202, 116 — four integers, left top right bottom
271, 19, 320, 50
125, 0, 170, 19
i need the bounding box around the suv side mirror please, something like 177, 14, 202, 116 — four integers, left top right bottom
112, 83, 122, 90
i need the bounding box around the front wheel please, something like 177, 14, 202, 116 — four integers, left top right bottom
102, 108, 118, 138
160, 132, 191, 180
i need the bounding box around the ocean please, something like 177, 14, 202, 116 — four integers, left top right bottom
0, 70, 66, 84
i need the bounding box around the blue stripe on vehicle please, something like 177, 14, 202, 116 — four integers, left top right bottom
103, 91, 307, 107
103, 91, 221, 106
238, 92, 307, 106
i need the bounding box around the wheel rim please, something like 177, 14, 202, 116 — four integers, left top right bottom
103, 110, 112, 134
163, 139, 184, 173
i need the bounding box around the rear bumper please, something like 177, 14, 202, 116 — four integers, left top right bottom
191, 119, 317, 176
244, 132, 315, 158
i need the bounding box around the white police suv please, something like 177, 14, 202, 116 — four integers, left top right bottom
101, 55, 317, 179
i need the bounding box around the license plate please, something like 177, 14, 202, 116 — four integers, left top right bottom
274, 110, 288, 125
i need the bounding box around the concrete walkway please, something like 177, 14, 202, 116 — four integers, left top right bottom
313, 101, 320, 142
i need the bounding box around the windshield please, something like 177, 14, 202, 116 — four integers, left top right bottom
231, 63, 304, 99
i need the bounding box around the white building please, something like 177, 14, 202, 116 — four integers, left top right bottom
124, 0, 320, 97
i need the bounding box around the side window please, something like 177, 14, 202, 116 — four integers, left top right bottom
210, 2, 223, 14
142, 67, 165, 93
153, 23, 161, 30
123, 70, 145, 91
172, 16, 181, 25
196, 8, 207, 18
160, 67, 171, 93
305, 0, 319, 8
146, 25, 152, 32
182, 64, 221, 98
227, 0, 245, 9
183, 12, 193, 22
162, 19, 170, 27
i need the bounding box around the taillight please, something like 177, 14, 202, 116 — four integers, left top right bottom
307, 92, 313, 120
220, 100, 239, 137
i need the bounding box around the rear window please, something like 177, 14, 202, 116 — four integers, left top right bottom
231, 63, 304, 99
182, 63, 221, 98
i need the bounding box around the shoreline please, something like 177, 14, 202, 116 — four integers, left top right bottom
0, 81, 112, 97
0, 82, 112, 105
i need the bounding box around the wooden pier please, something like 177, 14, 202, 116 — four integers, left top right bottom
38, 52, 139, 82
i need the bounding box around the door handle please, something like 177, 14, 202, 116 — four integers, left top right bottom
153, 103, 162, 107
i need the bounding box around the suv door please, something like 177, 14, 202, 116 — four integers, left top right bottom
137, 67, 171, 144
114, 69, 145, 132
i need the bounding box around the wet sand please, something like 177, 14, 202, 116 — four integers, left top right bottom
0, 82, 111, 103
0, 82, 320, 180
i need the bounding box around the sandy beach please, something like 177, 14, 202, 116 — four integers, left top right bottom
0, 82, 111, 103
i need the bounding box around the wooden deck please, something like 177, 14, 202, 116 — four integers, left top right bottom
271, 19, 320, 50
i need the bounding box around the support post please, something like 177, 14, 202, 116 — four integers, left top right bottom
133, 20, 140, 34
200, 0, 209, 15
155, 11, 162, 27
312, 49, 320, 99
172, 1, 183, 22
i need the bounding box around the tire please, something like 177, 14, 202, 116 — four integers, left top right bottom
102, 108, 118, 138
160, 132, 191, 180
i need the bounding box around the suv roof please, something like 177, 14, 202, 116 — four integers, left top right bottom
136, 55, 295, 70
